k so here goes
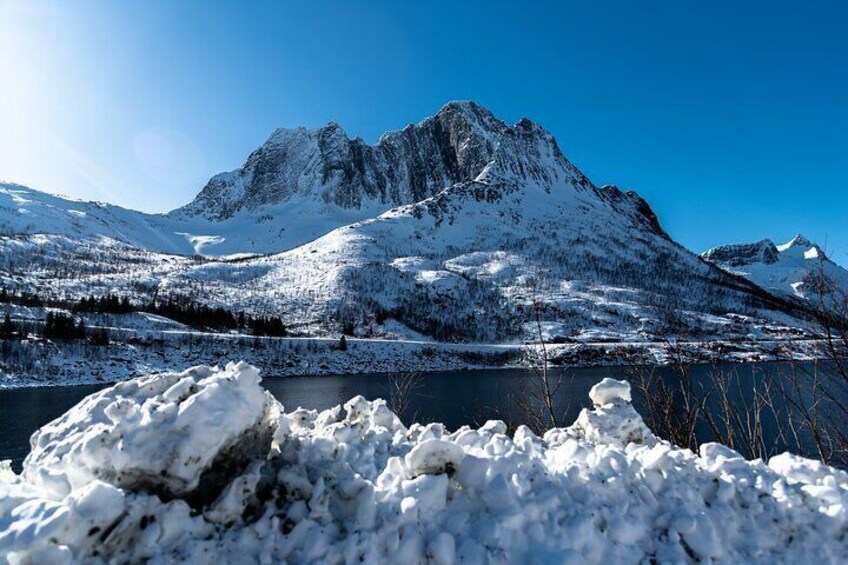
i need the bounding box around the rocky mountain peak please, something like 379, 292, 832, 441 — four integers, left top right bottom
702, 239, 780, 266
174, 102, 567, 222
429, 100, 505, 133
776, 234, 829, 261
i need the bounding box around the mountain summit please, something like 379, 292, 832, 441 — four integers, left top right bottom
174, 101, 511, 221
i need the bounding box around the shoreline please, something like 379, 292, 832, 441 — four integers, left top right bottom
0, 332, 826, 389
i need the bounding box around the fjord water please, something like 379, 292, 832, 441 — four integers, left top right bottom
0, 362, 825, 472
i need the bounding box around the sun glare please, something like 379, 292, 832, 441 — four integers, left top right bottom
0, 2, 68, 181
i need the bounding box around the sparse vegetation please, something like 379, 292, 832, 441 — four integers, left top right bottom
384, 371, 424, 425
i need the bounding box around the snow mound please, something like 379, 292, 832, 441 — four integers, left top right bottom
2, 364, 847, 563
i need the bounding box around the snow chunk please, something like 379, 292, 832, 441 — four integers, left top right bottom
560, 378, 653, 447
568, 400, 654, 448
22, 361, 275, 499
405, 439, 465, 476
588, 377, 632, 406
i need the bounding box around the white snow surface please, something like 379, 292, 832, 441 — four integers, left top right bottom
2, 363, 847, 563
588, 377, 632, 406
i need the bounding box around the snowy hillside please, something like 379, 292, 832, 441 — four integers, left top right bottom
0, 183, 197, 254
2, 364, 846, 562
0, 181, 357, 257
703, 235, 848, 301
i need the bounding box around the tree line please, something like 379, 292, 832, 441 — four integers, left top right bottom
1, 310, 110, 344
0, 289, 288, 338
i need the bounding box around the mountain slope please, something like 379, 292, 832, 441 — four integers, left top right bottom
0, 183, 194, 254
703, 235, 848, 301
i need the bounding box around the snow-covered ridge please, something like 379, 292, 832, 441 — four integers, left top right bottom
0, 183, 190, 254
0, 101, 662, 256
703, 234, 848, 300
2, 363, 846, 563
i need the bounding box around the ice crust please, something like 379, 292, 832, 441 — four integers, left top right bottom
1, 363, 847, 563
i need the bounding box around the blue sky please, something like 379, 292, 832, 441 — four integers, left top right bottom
1, 1, 846, 262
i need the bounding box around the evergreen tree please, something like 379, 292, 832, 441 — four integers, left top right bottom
89, 326, 110, 345
1, 312, 13, 339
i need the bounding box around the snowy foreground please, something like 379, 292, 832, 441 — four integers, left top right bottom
1, 364, 847, 563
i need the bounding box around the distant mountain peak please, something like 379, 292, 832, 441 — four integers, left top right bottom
702, 234, 847, 300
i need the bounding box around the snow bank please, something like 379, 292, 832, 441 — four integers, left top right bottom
2, 364, 847, 563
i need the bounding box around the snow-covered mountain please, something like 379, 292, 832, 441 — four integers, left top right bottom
0, 102, 814, 344
157, 118, 806, 341
1, 105, 809, 344
165, 101, 523, 254
703, 235, 848, 301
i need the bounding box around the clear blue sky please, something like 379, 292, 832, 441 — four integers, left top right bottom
1, 1, 846, 263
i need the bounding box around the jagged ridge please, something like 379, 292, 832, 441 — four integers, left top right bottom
174, 101, 510, 221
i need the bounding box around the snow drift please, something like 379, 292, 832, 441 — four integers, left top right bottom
1, 364, 847, 563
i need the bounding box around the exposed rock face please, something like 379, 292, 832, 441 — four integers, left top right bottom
702, 239, 780, 267
174, 101, 511, 221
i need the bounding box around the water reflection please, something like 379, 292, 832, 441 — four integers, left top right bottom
1, 362, 837, 472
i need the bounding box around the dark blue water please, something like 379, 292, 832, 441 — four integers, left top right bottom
0, 363, 832, 472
